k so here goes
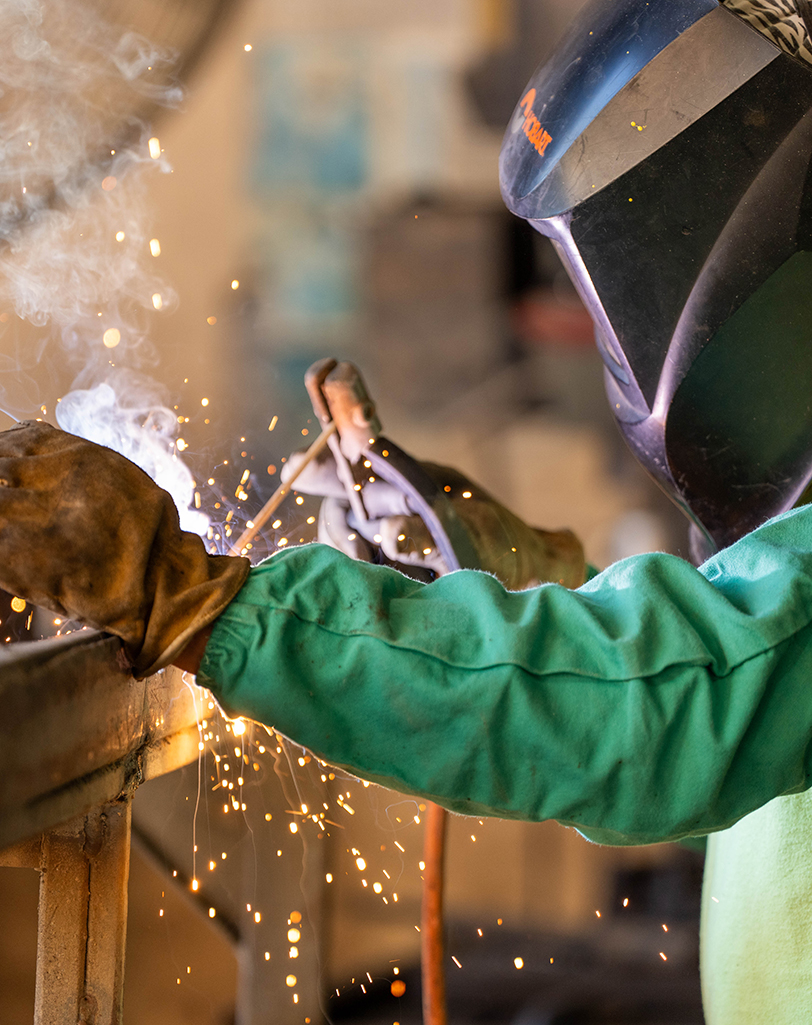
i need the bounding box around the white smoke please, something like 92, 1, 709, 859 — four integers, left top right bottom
56, 376, 209, 534
0, 0, 207, 535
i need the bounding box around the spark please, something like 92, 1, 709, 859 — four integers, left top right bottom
115, 231, 125, 241
269, 416, 278, 431
659, 952, 667, 961
462, 491, 472, 499
149, 238, 161, 257
10, 597, 26, 613
244, 43, 253, 51
101, 176, 116, 191
452, 956, 462, 968
231, 279, 240, 289
177, 439, 188, 452
148, 137, 161, 159
152, 293, 163, 309
103, 328, 120, 348
207, 316, 217, 325
514, 958, 524, 969
288, 928, 301, 942
202, 397, 210, 406
286, 976, 297, 988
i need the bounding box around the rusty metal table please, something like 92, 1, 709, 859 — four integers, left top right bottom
0, 630, 202, 1024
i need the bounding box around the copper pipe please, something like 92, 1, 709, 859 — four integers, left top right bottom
421, 801, 448, 1025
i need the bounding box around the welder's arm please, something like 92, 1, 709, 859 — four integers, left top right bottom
198, 503, 812, 846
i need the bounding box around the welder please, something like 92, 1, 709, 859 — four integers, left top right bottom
3, 0, 812, 1019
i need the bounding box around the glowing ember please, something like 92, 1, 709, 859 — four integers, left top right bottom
149, 238, 161, 257
152, 293, 163, 310
101, 176, 116, 190
10, 597, 26, 613
148, 137, 161, 159
102, 328, 120, 348
391, 981, 406, 998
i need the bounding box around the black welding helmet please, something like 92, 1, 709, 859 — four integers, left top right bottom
500, 0, 812, 555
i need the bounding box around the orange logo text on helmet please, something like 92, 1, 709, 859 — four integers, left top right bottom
519, 89, 553, 157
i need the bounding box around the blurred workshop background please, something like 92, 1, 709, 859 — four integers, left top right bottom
0, 0, 704, 1023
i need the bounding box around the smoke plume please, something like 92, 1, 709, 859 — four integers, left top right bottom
0, 0, 207, 533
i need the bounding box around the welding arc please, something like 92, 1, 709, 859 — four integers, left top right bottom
228, 422, 337, 556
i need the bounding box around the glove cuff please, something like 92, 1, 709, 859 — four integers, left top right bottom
134, 533, 251, 678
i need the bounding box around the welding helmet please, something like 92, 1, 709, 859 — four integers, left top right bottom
500, 0, 812, 555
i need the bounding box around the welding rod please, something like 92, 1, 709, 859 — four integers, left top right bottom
228, 421, 337, 556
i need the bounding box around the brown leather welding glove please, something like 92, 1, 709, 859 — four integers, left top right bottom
0, 421, 250, 676
285, 448, 586, 590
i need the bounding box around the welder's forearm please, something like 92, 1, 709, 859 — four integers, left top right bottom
173, 624, 213, 675
198, 509, 812, 845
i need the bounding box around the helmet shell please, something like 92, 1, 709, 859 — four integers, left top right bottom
501, 0, 812, 552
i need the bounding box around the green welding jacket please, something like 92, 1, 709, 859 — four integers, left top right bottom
199, 501, 812, 1022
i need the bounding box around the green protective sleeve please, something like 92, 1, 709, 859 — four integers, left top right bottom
199, 504, 812, 846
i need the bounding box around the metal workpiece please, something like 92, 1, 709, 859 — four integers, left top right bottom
0, 630, 205, 1025
1, 801, 133, 1025
0, 629, 202, 851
